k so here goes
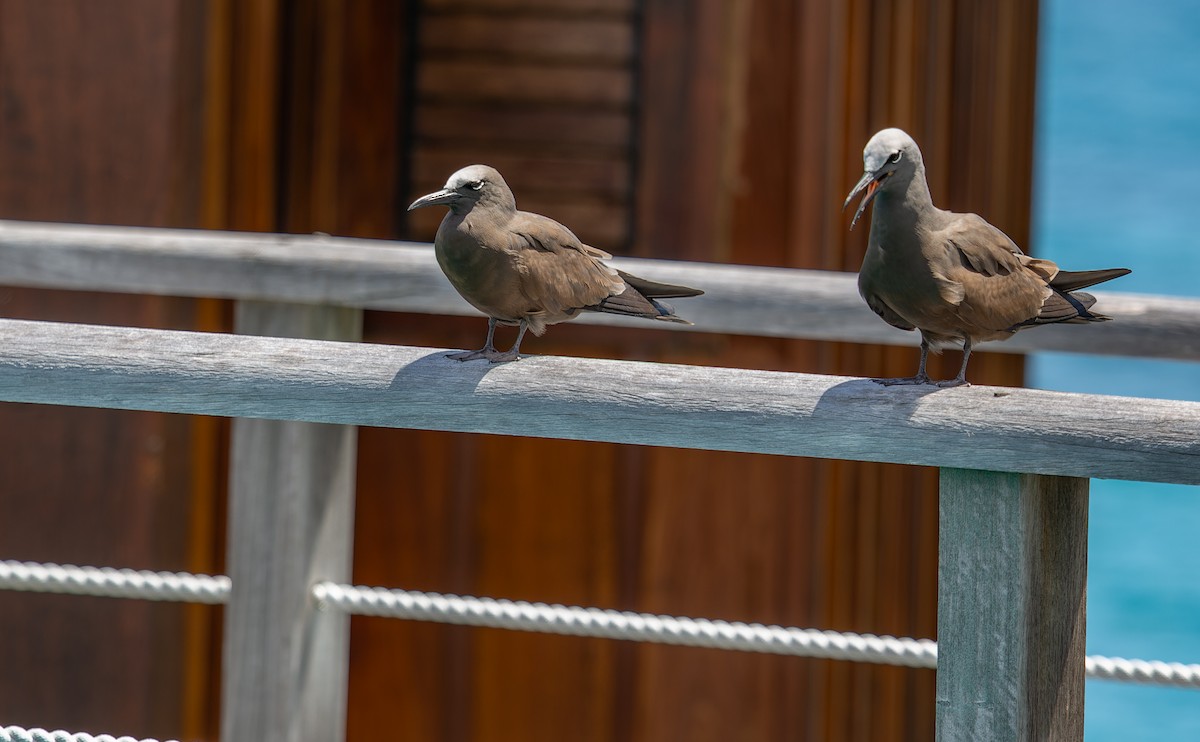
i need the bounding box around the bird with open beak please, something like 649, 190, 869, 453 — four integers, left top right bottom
844, 127, 1130, 387
408, 164, 703, 363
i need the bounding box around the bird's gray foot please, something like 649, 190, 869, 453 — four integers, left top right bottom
486, 350, 522, 363
934, 377, 970, 388
872, 374, 931, 386
445, 348, 496, 362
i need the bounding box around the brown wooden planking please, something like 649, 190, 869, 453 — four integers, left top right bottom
420, 14, 633, 64
347, 427, 468, 742
412, 150, 630, 196
423, 0, 635, 15
223, 0, 285, 232
276, 0, 334, 232
635, 447, 800, 741
725, 0, 796, 268
334, 1, 408, 238
634, 0, 730, 262
417, 103, 631, 149
276, 0, 406, 238
0, 4, 222, 741
791, 0, 841, 271
418, 60, 632, 108
468, 437, 620, 742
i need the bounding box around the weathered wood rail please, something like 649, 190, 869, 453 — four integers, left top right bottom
0, 319, 1196, 485
2, 219, 1198, 360
2, 219, 1198, 741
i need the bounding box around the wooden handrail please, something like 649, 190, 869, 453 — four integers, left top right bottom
1, 219, 1197, 360
0, 317, 1195, 485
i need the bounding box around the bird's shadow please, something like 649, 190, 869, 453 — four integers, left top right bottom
812, 376, 946, 424
389, 351, 964, 438
388, 350, 510, 394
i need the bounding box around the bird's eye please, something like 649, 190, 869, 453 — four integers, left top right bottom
468, 180, 484, 191
888, 151, 902, 164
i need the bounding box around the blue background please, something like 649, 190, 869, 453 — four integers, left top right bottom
1032, 0, 1200, 737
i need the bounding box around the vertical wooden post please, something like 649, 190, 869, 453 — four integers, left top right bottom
221, 301, 362, 742
936, 469, 1089, 741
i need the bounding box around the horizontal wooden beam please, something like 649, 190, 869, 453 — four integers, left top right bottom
0, 317, 1196, 484
1, 219, 1196, 360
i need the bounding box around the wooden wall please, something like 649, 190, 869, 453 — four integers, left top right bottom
0, 1, 1039, 741
0, 2, 222, 740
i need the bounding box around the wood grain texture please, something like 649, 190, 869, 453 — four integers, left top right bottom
221, 302, 362, 742
421, 15, 633, 63
422, 0, 635, 13
0, 3, 219, 740
0, 221, 1191, 361
936, 470, 1087, 741
0, 317, 1195, 485
416, 104, 631, 149
411, 153, 630, 195
405, 0, 639, 256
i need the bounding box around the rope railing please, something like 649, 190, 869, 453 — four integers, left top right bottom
1086, 656, 1200, 687
0, 725, 177, 742
310, 581, 937, 669
2, 559, 1197, 689
0, 560, 229, 604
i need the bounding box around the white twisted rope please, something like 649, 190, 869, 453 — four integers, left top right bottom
1087, 655, 1200, 688
312, 583, 1200, 687
0, 560, 229, 604
312, 581, 939, 669
0, 725, 177, 742
2, 560, 1196, 688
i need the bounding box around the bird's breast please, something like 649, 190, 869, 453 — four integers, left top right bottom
434, 222, 526, 320
861, 231, 959, 329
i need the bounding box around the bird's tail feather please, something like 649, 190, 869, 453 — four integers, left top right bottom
616, 270, 704, 299
1049, 267, 1131, 292
649, 299, 692, 324
1016, 289, 1111, 328
589, 285, 694, 324
1012, 268, 1129, 329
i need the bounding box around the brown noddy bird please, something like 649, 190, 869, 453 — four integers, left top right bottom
408, 165, 703, 362
844, 128, 1131, 387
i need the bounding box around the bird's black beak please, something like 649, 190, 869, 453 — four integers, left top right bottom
407, 188, 459, 211
843, 170, 888, 231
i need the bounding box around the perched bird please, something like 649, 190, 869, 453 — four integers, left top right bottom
408, 165, 703, 362
844, 128, 1130, 387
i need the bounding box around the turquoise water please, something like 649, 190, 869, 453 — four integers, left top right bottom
1033, 0, 1200, 738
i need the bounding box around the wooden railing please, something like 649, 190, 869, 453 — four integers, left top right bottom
1, 220, 1198, 742
2, 219, 1197, 359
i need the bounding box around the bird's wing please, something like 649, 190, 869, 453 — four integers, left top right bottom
932, 213, 1053, 332
506, 211, 625, 312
